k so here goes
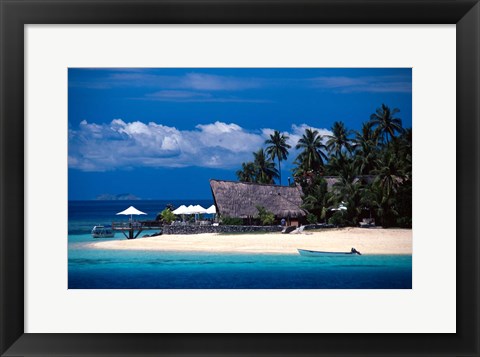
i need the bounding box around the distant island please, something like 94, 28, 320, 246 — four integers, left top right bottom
95, 193, 140, 201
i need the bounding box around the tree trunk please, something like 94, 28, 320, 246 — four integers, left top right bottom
278, 158, 281, 185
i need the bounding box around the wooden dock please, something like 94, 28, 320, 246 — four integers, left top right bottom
112, 221, 163, 239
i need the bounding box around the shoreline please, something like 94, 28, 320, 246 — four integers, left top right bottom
88, 227, 412, 255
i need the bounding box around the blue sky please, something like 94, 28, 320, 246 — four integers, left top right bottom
68, 68, 412, 200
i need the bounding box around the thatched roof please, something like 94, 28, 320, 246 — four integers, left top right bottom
210, 179, 306, 219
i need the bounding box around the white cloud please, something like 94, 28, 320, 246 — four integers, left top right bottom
311, 76, 411, 93
72, 71, 263, 91
288, 124, 332, 148
193, 122, 264, 153
260, 128, 275, 138
181, 73, 261, 91
142, 90, 270, 103
69, 120, 258, 171
146, 90, 212, 100
69, 120, 332, 172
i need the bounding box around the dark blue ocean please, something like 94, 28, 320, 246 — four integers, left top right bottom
68, 200, 412, 289
68, 200, 214, 235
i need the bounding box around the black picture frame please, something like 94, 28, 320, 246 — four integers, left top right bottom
1, 0, 479, 356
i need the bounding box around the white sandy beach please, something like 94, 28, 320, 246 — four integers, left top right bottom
89, 228, 412, 255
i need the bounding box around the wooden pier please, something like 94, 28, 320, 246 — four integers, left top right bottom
112, 221, 163, 239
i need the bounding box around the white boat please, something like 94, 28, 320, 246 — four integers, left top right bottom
298, 248, 361, 257
91, 225, 115, 238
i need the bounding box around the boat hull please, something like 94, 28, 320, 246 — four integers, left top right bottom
298, 249, 360, 257
92, 233, 115, 238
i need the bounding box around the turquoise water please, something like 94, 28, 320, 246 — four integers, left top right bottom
69, 233, 412, 289
68, 201, 412, 289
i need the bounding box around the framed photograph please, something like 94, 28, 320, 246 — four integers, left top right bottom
1, 0, 479, 356
67, 67, 413, 290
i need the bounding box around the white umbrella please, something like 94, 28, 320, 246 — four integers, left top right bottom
183, 205, 196, 214
206, 205, 216, 214
116, 206, 147, 221
173, 205, 188, 215
192, 205, 207, 214
184, 205, 207, 222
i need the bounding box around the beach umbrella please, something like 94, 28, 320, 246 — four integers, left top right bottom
172, 205, 188, 215
206, 205, 216, 214
116, 206, 147, 221
183, 205, 196, 214
192, 205, 207, 214
172, 204, 188, 222
183, 205, 207, 222
191, 205, 207, 222
206, 204, 217, 222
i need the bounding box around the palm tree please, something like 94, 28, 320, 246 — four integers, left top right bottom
294, 128, 328, 173
369, 104, 404, 143
236, 162, 256, 183
329, 158, 363, 225
326, 121, 352, 157
352, 122, 379, 175
265, 130, 291, 185
359, 182, 383, 224
353, 121, 378, 149
253, 148, 279, 184
398, 128, 412, 181
302, 177, 330, 223
326, 151, 348, 176
372, 151, 405, 199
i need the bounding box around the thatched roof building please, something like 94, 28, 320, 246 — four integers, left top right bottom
210, 179, 306, 219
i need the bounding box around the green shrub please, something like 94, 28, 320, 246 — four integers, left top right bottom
307, 213, 318, 224
328, 211, 346, 227
221, 216, 243, 225
256, 206, 275, 226
396, 216, 412, 228
160, 208, 175, 224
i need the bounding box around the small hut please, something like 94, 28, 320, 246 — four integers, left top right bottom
209, 179, 306, 226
